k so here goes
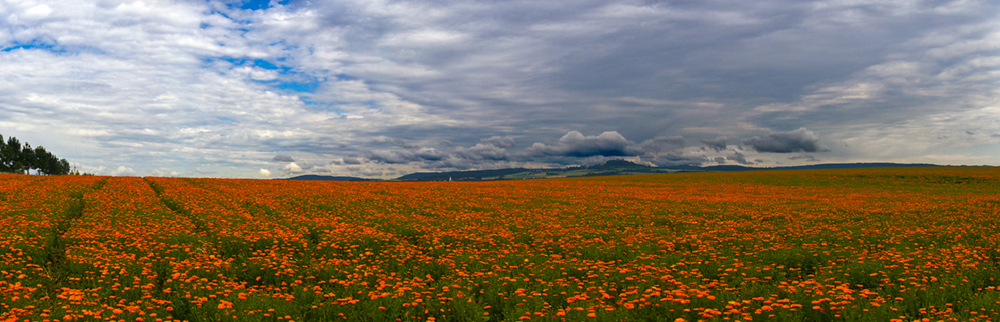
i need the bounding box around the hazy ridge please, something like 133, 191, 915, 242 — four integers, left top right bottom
284, 160, 946, 181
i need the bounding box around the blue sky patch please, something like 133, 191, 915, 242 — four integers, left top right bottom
2, 40, 61, 53
253, 59, 280, 70
239, 0, 291, 11
301, 100, 328, 106
218, 57, 289, 72
274, 81, 318, 93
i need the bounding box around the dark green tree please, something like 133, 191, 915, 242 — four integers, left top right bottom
0, 134, 6, 173
20, 143, 35, 174
59, 158, 71, 175
34, 146, 68, 175
4, 137, 24, 173
0, 134, 72, 175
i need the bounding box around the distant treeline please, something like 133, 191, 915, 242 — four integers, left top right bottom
0, 134, 71, 175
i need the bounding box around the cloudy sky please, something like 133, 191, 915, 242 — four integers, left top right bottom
1, 0, 998, 178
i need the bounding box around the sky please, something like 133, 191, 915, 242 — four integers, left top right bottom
1, 0, 998, 178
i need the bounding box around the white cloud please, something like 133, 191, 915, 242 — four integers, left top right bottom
149, 168, 179, 177
22, 4, 53, 21
282, 162, 303, 174
259, 168, 272, 177
112, 166, 136, 176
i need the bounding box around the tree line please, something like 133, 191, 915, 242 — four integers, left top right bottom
0, 134, 71, 175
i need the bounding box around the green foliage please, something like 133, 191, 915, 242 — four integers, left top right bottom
0, 133, 72, 175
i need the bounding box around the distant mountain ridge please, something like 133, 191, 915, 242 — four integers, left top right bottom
282, 160, 948, 181
395, 160, 945, 181
665, 162, 942, 172
282, 174, 378, 181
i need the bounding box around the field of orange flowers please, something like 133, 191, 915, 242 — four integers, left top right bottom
2, 167, 1000, 322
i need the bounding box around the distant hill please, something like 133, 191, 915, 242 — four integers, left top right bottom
282, 175, 378, 181
396, 159, 676, 181
282, 161, 947, 182
667, 162, 941, 172
394, 160, 945, 181
397, 168, 532, 181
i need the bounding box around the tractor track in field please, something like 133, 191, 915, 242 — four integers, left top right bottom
143, 177, 210, 236
42, 178, 106, 308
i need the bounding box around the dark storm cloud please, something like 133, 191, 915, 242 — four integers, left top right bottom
643, 151, 709, 167
298, 0, 998, 172
481, 136, 516, 149
371, 138, 421, 149
701, 137, 728, 152
272, 155, 295, 162
788, 154, 819, 162
321, 0, 992, 110
727, 152, 753, 165
527, 131, 642, 158
742, 128, 827, 153
454, 143, 510, 161
639, 136, 684, 153
414, 148, 448, 161
366, 150, 420, 164
365, 147, 448, 164
343, 130, 675, 170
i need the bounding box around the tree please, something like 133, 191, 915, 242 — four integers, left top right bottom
34, 146, 66, 175
0, 133, 72, 175
1, 136, 21, 172
59, 159, 71, 175
0, 134, 6, 173
20, 143, 35, 174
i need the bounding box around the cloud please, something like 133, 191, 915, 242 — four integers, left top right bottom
342, 156, 363, 165
272, 154, 295, 162
788, 154, 819, 162
727, 152, 753, 165
382, 138, 420, 149
112, 166, 136, 176
481, 136, 516, 148
149, 168, 179, 177
701, 137, 728, 152
528, 131, 641, 157
414, 148, 447, 161
346, 165, 396, 177
366, 150, 420, 164
639, 136, 684, 153
641, 150, 709, 167
282, 162, 304, 174
455, 143, 510, 161
23, 4, 53, 20
742, 128, 828, 153
259, 168, 272, 177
